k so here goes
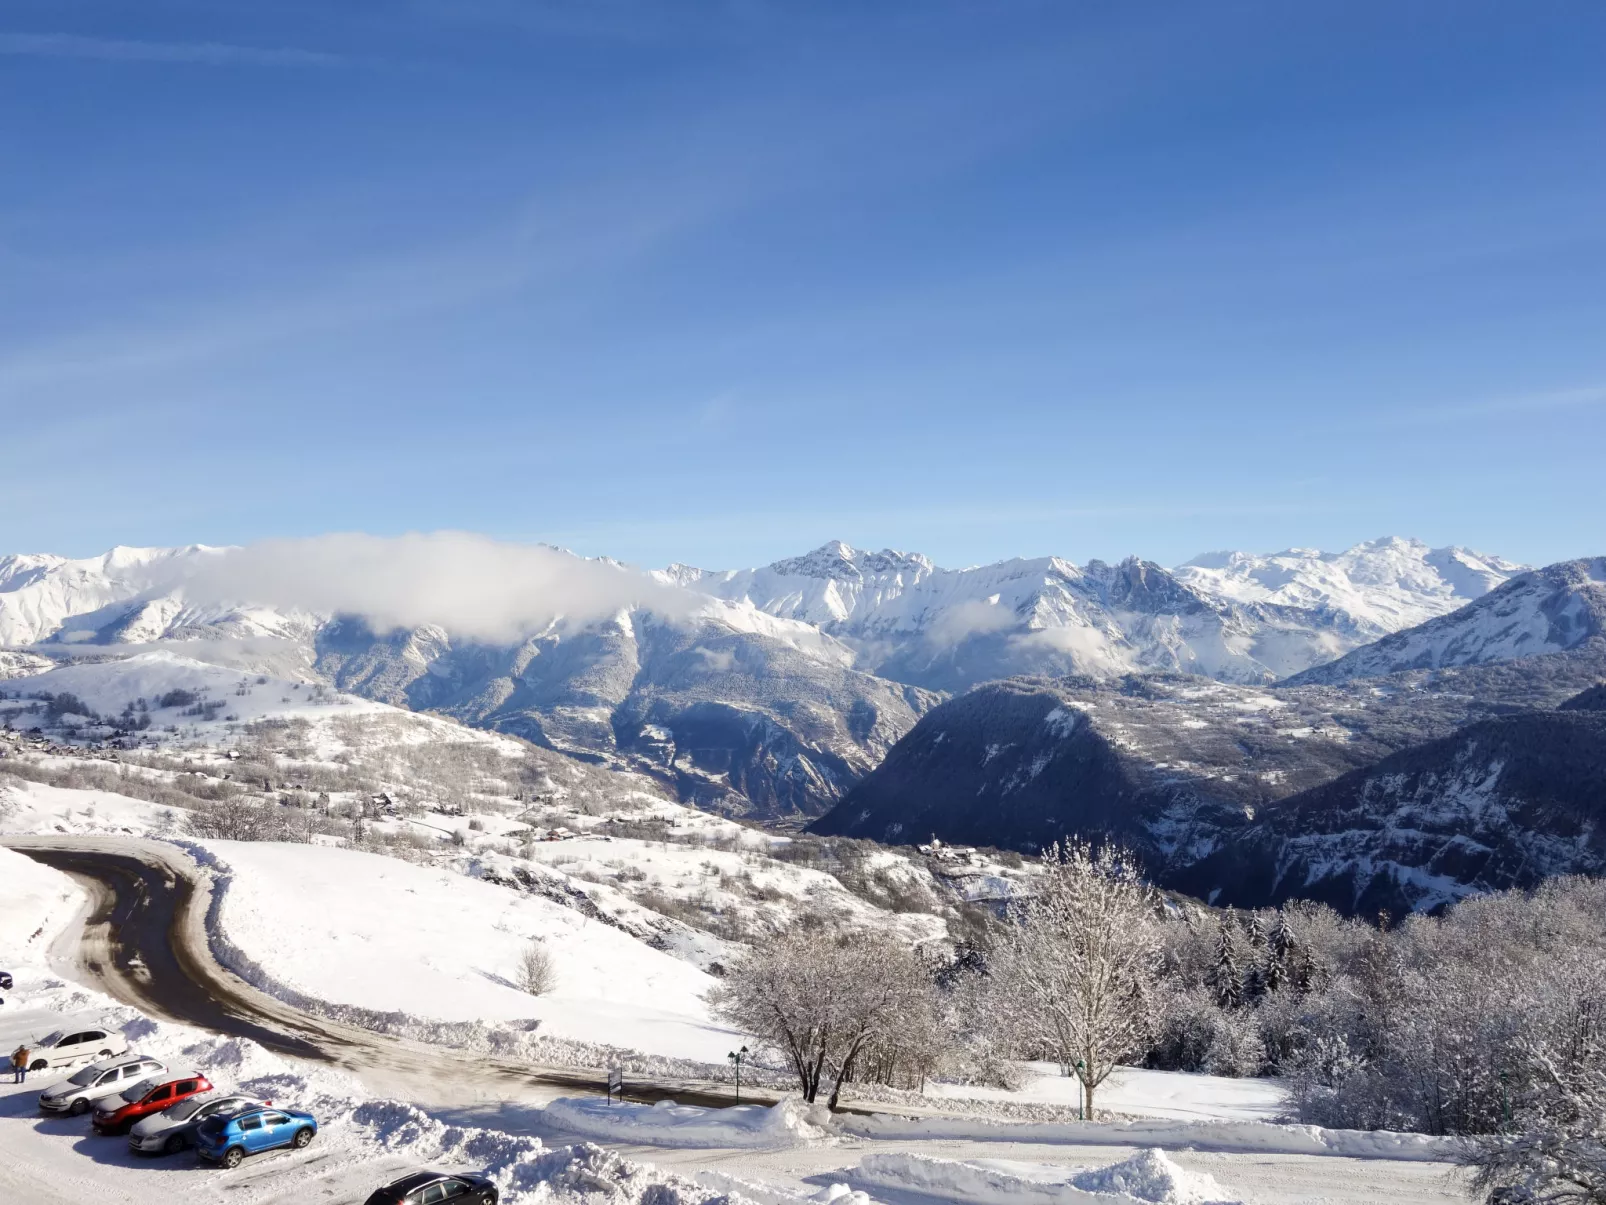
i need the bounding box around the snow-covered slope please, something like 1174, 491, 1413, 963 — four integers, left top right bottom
1285, 558, 1606, 685
1175, 537, 1524, 635
191, 839, 742, 1063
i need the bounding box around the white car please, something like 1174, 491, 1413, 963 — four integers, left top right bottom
21, 1025, 128, 1073
38, 1055, 165, 1117
129, 1093, 262, 1154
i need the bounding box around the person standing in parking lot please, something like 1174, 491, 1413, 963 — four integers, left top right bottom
11, 1045, 28, 1083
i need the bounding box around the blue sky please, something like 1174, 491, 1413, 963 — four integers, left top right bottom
2, 1, 1603, 571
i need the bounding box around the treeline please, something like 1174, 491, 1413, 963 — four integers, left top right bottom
713, 847, 1606, 1204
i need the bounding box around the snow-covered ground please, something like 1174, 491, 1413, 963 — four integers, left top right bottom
0, 843, 774, 1205
513, 831, 947, 947
183, 838, 746, 1065
0, 840, 1477, 1205
857, 1149, 1243, 1205
926, 1065, 1285, 1125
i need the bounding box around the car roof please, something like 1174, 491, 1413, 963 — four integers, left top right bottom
86, 1053, 160, 1073
384, 1171, 452, 1191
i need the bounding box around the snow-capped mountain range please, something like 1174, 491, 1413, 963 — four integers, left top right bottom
665, 535, 1526, 688
0, 534, 1583, 819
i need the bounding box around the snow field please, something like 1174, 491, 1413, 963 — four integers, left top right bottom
182, 838, 746, 1064
856, 1151, 1240, 1205
837, 1112, 1460, 1162
924, 1065, 1286, 1125
543, 1097, 829, 1149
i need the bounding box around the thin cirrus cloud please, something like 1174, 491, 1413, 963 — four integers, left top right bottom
0, 31, 340, 68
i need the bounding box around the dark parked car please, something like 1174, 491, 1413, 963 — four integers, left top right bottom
364, 1170, 500, 1204
0, 970, 13, 990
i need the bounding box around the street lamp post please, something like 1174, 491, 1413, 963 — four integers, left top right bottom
728, 1046, 749, 1104
1076, 1059, 1087, 1121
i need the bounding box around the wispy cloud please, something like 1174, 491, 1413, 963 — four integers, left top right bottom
0, 31, 340, 68
1378, 381, 1606, 430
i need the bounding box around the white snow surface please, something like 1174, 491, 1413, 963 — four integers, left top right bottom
857, 1150, 1241, 1205
183, 838, 744, 1064
925, 1065, 1284, 1124
837, 1112, 1459, 1162
544, 1097, 828, 1149
0, 843, 770, 1205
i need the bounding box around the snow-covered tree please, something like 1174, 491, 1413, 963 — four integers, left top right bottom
990, 841, 1161, 1119
1265, 912, 1297, 994
711, 927, 941, 1109
1462, 957, 1606, 1203
1211, 913, 1242, 1010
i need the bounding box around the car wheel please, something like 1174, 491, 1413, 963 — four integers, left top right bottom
70, 1099, 90, 1116
164, 1133, 185, 1154
98, 1049, 113, 1058
223, 1146, 245, 1170
29, 1060, 47, 1072
292, 1127, 313, 1149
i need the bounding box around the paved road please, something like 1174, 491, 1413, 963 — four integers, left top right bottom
4, 836, 767, 1112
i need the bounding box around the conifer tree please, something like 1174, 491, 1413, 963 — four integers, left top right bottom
1212, 911, 1242, 1010
1267, 912, 1297, 994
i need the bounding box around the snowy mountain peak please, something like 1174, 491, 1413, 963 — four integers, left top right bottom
1285, 555, 1606, 685
766, 540, 934, 582
1174, 535, 1526, 636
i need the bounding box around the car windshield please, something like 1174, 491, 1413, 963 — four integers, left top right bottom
39, 1031, 63, 1047
120, 1080, 156, 1103
165, 1097, 207, 1121
66, 1065, 102, 1086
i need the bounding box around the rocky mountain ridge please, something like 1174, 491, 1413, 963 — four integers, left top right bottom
0, 537, 1558, 821
810, 634, 1606, 915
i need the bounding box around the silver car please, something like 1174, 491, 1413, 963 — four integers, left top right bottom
38, 1055, 165, 1117
129, 1093, 261, 1155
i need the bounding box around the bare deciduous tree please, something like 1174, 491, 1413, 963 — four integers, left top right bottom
186, 794, 284, 841
991, 841, 1161, 1119
711, 927, 942, 1109
517, 939, 556, 995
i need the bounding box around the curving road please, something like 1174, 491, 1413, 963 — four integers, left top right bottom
4, 836, 761, 1111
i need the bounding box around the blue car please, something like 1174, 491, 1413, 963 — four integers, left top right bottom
193, 1104, 317, 1168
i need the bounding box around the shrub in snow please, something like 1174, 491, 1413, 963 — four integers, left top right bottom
1149, 987, 1265, 1079
518, 937, 556, 995
1459, 955, 1606, 1204
710, 925, 943, 1108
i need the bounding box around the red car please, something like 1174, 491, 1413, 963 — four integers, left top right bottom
92, 1074, 213, 1135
